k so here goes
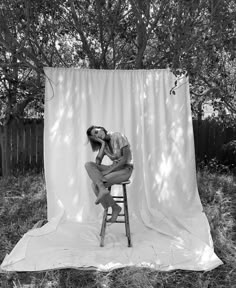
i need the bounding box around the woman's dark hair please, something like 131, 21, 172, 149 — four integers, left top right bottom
86, 125, 108, 152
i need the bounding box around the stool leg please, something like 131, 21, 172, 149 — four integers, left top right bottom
100, 187, 112, 247
100, 208, 108, 247
123, 184, 132, 247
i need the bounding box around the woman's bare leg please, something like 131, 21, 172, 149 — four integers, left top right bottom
102, 165, 133, 222
86, 162, 133, 222
85, 162, 111, 204
103, 165, 133, 187
91, 182, 116, 209
91, 182, 121, 222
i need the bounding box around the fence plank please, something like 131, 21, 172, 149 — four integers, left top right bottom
225, 126, 234, 144
17, 121, 24, 172
11, 121, 18, 172
24, 122, 31, 171
30, 120, 37, 170
208, 120, 216, 159
198, 121, 207, 159
36, 121, 43, 172
0, 126, 5, 176
215, 122, 225, 159
5, 124, 11, 175
192, 120, 198, 157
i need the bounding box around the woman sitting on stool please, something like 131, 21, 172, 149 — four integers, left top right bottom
85, 125, 133, 223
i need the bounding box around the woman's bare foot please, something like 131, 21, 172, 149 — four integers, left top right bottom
107, 204, 122, 223
95, 187, 109, 204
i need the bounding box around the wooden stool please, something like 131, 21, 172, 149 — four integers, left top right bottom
100, 180, 132, 247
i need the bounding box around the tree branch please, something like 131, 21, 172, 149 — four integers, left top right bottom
129, 0, 148, 68
68, 0, 98, 68
191, 87, 236, 114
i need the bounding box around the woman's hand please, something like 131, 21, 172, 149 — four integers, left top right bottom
89, 135, 104, 144
104, 146, 117, 160
94, 137, 106, 164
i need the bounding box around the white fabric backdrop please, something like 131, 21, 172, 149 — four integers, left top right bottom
1, 68, 222, 271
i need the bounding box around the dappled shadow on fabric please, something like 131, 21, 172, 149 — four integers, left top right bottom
1, 69, 222, 272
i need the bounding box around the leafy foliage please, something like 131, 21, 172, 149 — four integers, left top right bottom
219, 140, 236, 166
0, 0, 235, 123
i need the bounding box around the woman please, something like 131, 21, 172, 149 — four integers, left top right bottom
85, 125, 133, 223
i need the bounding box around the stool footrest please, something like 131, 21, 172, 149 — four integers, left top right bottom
107, 213, 125, 216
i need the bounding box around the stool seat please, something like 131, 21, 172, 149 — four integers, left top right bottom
118, 180, 130, 185
100, 181, 132, 247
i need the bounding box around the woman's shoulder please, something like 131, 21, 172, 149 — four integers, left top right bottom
111, 131, 121, 136
110, 131, 126, 141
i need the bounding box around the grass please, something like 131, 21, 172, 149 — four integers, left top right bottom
0, 169, 236, 288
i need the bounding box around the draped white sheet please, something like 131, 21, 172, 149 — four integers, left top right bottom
1, 69, 222, 272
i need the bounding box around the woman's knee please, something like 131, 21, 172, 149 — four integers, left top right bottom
84, 161, 95, 171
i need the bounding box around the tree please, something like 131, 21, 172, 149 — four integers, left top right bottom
0, 0, 235, 123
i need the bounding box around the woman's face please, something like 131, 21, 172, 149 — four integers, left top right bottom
91, 127, 106, 140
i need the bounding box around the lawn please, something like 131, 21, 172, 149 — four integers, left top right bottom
0, 169, 236, 288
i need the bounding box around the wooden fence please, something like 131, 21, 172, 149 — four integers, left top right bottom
0, 119, 43, 176
0, 119, 236, 176
193, 119, 236, 161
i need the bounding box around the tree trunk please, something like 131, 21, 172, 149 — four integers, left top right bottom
135, 21, 147, 69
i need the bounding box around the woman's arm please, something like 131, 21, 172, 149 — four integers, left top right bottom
96, 141, 106, 165
104, 146, 117, 160
102, 145, 130, 175
89, 136, 106, 165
